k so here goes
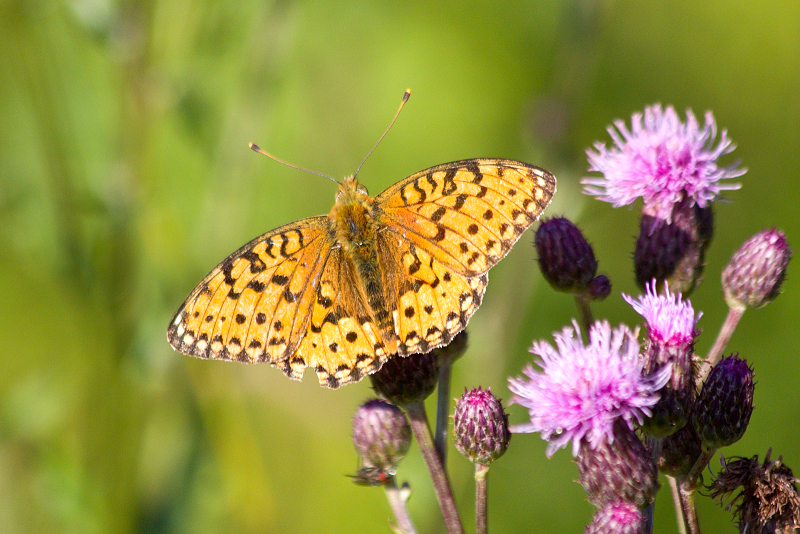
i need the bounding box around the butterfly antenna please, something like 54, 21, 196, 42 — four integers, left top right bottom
353, 89, 411, 180
249, 143, 339, 184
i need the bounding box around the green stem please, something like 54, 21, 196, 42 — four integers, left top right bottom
435, 358, 453, 465
700, 306, 744, 383
677, 448, 716, 534
404, 401, 464, 534
574, 293, 594, 335
475, 463, 489, 534
678, 481, 702, 534
667, 475, 687, 534
384, 477, 418, 534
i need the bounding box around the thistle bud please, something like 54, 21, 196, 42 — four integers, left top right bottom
370, 351, 440, 406
722, 229, 791, 310
585, 500, 647, 534
535, 217, 608, 297
577, 421, 659, 509
588, 275, 612, 301
634, 200, 713, 295
691, 355, 754, 452
453, 387, 511, 465
656, 422, 703, 477
352, 399, 411, 484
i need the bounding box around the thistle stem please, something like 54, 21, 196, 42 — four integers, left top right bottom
404, 401, 464, 534
435, 359, 453, 465
384, 477, 418, 534
667, 475, 687, 534
475, 463, 489, 534
700, 306, 744, 383
677, 448, 716, 534
574, 293, 594, 335
677, 483, 701, 534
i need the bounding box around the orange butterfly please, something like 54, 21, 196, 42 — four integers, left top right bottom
167, 94, 556, 388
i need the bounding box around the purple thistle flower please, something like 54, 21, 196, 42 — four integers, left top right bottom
625, 281, 700, 437
624, 281, 701, 347
583, 104, 744, 222
508, 321, 669, 457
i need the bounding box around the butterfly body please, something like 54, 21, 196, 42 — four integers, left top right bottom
168, 159, 556, 388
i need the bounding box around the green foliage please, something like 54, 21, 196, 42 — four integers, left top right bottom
1, 1, 798, 532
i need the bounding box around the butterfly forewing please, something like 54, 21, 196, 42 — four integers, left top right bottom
375, 159, 556, 277
167, 217, 330, 364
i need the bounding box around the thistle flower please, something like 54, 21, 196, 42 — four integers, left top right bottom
586, 499, 647, 534
624, 281, 700, 437
508, 321, 669, 457
370, 351, 440, 406
722, 228, 792, 310
633, 200, 714, 294
453, 387, 511, 465
656, 422, 703, 477
583, 104, 744, 222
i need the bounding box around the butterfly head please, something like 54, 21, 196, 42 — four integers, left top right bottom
336, 175, 372, 204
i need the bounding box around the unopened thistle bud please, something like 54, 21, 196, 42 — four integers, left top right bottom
453, 387, 511, 465
709, 450, 800, 533
535, 217, 609, 298
370, 351, 440, 406
692, 355, 754, 452
352, 399, 411, 485
656, 422, 703, 477
722, 229, 791, 310
586, 500, 647, 534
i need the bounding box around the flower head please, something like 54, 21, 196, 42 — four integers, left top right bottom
625, 281, 700, 436
583, 105, 744, 222
586, 500, 647, 534
535, 217, 601, 294
508, 321, 669, 457
709, 450, 800, 533
624, 281, 700, 347
692, 354, 755, 452
723, 228, 792, 310
453, 387, 511, 465
352, 399, 411, 485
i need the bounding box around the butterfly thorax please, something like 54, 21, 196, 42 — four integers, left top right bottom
330, 176, 376, 251
329, 176, 395, 344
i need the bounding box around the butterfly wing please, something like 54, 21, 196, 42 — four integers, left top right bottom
373, 159, 555, 355
167, 217, 333, 369
374, 158, 556, 277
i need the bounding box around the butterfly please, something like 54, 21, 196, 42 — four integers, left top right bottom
167, 99, 556, 389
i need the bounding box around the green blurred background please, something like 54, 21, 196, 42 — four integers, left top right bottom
1, 0, 798, 532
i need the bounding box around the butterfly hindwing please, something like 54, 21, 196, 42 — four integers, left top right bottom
376, 229, 488, 356
375, 159, 556, 277
293, 246, 391, 388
